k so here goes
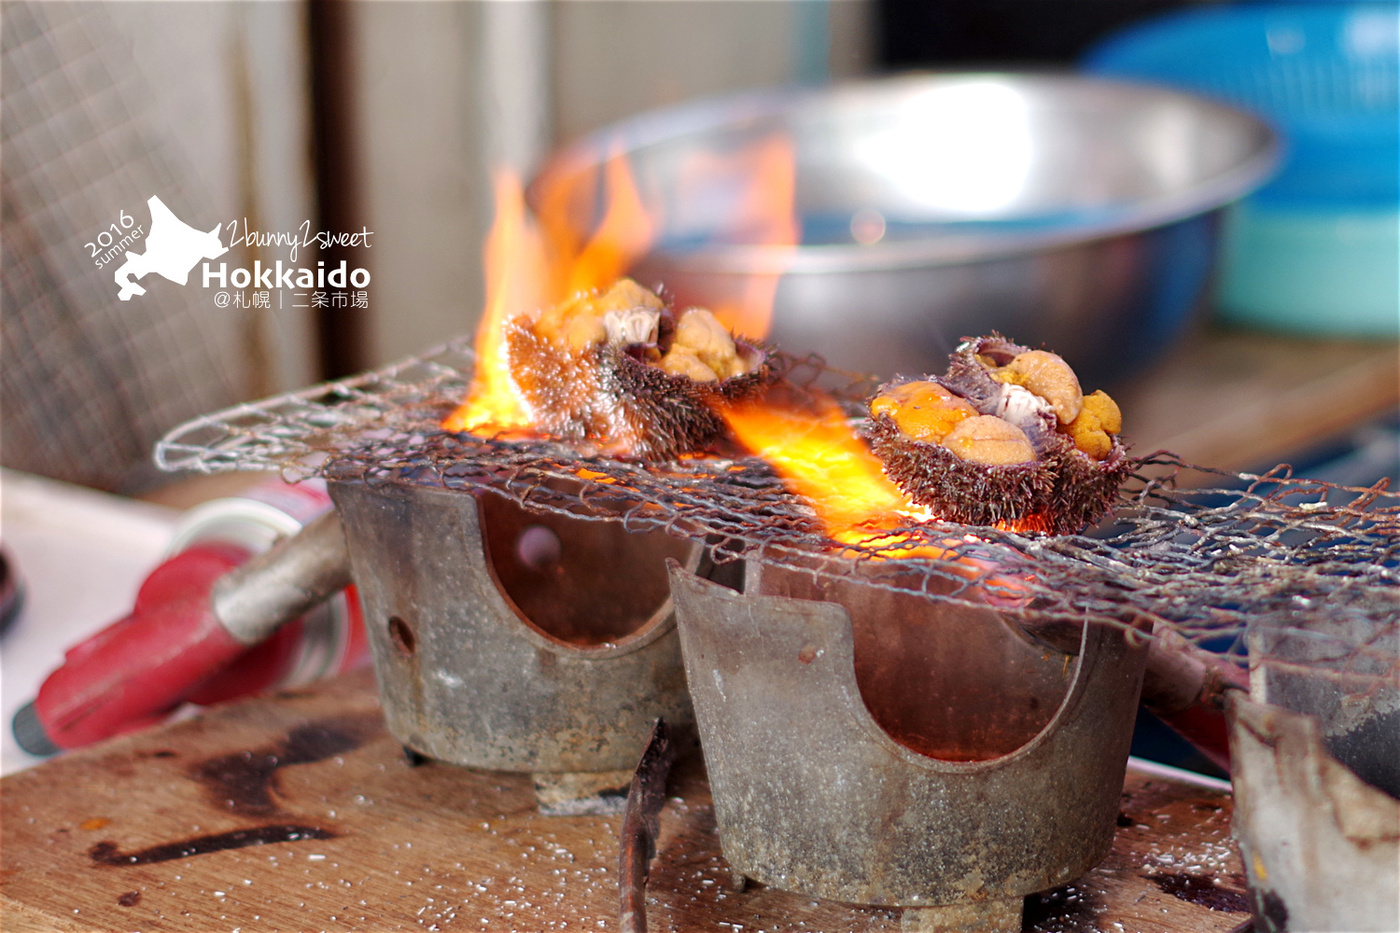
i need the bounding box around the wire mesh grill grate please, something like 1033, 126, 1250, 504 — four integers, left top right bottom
157, 338, 1400, 688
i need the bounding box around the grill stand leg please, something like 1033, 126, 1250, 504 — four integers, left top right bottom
533, 770, 634, 816
900, 898, 1022, 933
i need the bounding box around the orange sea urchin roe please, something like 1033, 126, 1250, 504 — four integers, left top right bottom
1064, 389, 1123, 460
671, 308, 746, 379
1081, 390, 1121, 434
869, 381, 977, 443
532, 279, 665, 352
991, 350, 1083, 424
941, 415, 1037, 466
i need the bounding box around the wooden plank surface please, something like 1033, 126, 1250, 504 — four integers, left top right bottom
1, 671, 1249, 932
1117, 328, 1398, 476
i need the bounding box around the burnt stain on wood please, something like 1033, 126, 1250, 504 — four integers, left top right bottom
189, 712, 381, 816
90, 824, 337, 866
1150, 872, 1250, 913
82, 715, 371, 871
1023, 882, 1103, 931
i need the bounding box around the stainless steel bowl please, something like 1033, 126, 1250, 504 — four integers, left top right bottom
532, 73, 1278, 385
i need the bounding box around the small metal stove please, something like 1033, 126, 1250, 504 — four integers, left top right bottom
1229, 601, 1400, 931
329, 478, 699, 805
670, 559, 1148, 932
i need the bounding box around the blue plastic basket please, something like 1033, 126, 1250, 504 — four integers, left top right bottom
1086, 3, 1399, 336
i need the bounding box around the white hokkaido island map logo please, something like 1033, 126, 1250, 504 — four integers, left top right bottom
113, 195, 226, 301
99, 194, 373, 310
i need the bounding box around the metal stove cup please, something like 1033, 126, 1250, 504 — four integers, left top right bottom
329, 480, 698, 807
1228, 611, 1400, 931
668, 559, 1149, 932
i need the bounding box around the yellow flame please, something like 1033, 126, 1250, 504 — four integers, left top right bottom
721, 396, 923, 548
443, 170, 542, 434
446, 127, 799, 436
681, 133, 799, 340
559, 143, 656, 300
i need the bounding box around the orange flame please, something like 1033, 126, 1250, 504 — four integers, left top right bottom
442, 170, 542, 434
678, 133, 799, 340
724, 397, 1039, 606
722, 395, 933, 553
722, 394, 1051, 557
446, 127, 799, 437
445, 151, 661, 434
559, 144, 656, 299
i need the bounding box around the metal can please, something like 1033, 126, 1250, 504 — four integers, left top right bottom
165, 478, 367, 703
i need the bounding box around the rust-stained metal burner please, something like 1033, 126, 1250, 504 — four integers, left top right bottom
1228, 607, 1400, 931
330, 478, 699, 812
668, 559, 1148, 932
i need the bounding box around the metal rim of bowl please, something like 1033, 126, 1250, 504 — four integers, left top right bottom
531, 71, 1281, 275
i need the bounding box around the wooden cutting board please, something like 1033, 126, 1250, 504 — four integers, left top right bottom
1, 671, 1250, 932
1116, 328, 1398, 477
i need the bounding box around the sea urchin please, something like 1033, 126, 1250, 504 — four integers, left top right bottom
864, 334, 1134, 534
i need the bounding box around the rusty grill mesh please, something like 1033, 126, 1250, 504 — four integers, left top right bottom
156, 337, 1399, 686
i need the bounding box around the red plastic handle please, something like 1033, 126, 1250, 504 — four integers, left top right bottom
34, 543, 251, 750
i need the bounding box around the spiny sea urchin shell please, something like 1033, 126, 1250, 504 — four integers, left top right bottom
503, 278, 774, 460
865, 334, 1134, 534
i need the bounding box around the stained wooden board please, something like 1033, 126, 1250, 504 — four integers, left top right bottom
1117, 328, 1398, 477
1, 671, 1249, 932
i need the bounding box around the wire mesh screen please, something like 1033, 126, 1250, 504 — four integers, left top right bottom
156, 337, 1400, 689
1, 3, 248, 493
